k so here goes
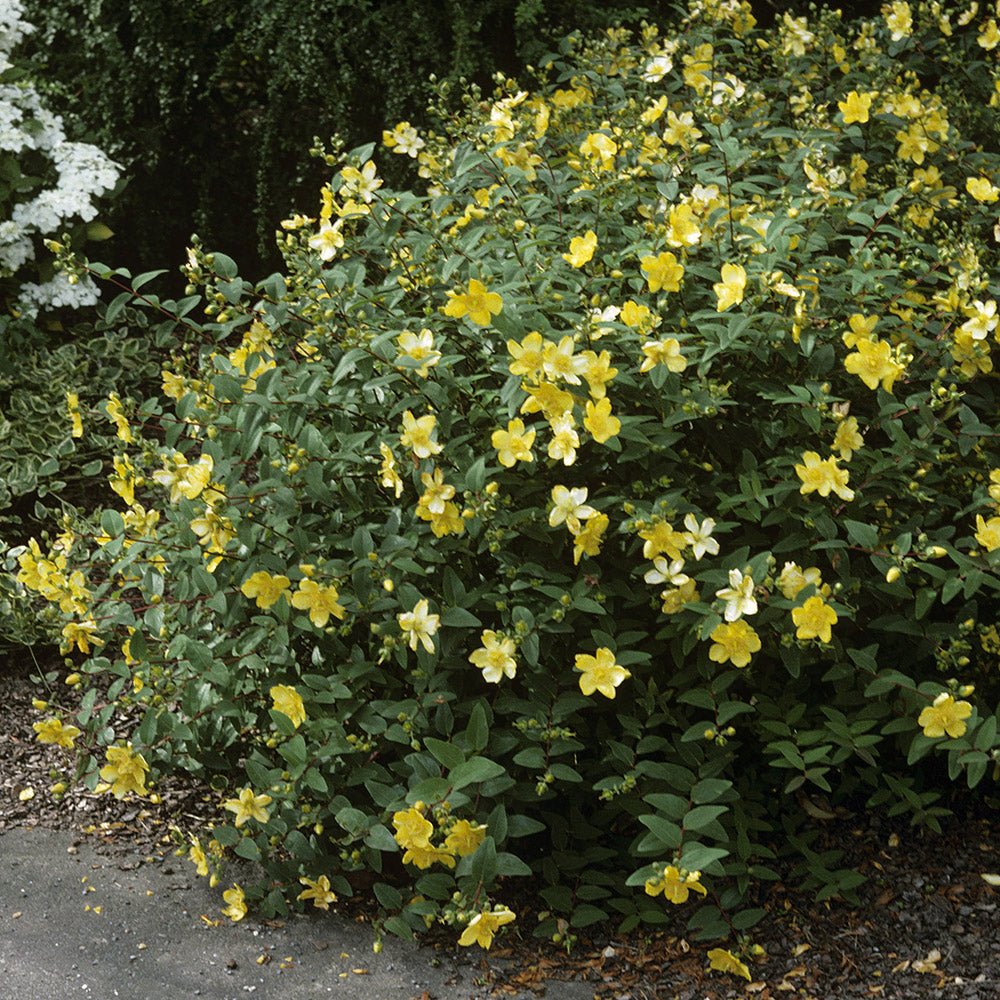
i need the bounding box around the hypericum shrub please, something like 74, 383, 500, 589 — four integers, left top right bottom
19, 0, 1000, 966
0, 0, 120, 357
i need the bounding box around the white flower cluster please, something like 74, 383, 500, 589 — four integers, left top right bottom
0, 0, 32, 74
0, 0, 120, 317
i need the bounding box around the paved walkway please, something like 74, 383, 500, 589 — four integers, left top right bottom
0, 826, 593, 1000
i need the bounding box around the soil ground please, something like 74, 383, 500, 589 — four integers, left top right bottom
3, 654, 1000, 999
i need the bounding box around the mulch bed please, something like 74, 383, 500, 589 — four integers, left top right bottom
3, 652, 999, 998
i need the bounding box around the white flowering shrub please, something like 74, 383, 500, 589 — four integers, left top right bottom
17, 0, 1000, 971
0, 0, 120, 352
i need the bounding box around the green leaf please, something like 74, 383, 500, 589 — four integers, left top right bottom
441, 606, 482, 627
424, 737, 465, 770
465, 703, 489, 752
844, 519, 879, 549
571, 904, 608, 928
374, 882, 403, 909
495, 852, 531, 876
234, 837, 261, 860
682, 805, 728, 832
335, 807, 370, 836
449, 756, 505, 790
638, 815, 681, 849
691, 779, 732, 804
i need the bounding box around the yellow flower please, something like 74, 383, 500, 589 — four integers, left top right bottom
844, 338, 905, 392
563, 230, 597, 268
298, 875, 338, 910
579, 349, 617, 399
709, 620, 761, 668
398, 598, 440, 653
639, 520, 687, 560
223, 787, 272, 827
152, 452, 214, 503
241, 571, 291, 609
838, 91, 874, 124
570, 511, 609, 565
444, 820, 488, 857
715, 568, 757, 621
778, 562, 823, 600
549, 485, 595, 533
521, 382, 574, 422
574, 647, 630, 699
966, 177, 1000, 203
583, 397, 621, 444
842, 313, 878, 349
383, 121, 424, 156
918, 693, 973, 739
443, 279, 503, 327
340, 159, 382, 203
33, 718, 81, 748
713, 263, 747, 312
402, 843, 457, 869
644, 866, 708, 904
269, 684, 307, 728
308, 220, 345, 261
400, 410, 443, 459
541, 336, 585, 384
188, 837, 210, 877
469, 630, 518, 683
458, 907, 516, 949
707, 948, 752, 981
418, 466, 455, 515
640, 251, 684, 293
660, 579, 700, 614
61, 619, 102, 654
974, 514, 1000, 552
662, 110, 702, 149
100, 744, 149, 798
420, 501, 466, 537
395, 329, 441, 377
833, 416, 864, 461
978, 18, 1000, 49
417, 469, 455, 514
378, 442, 405, 498
547, 413, 579, 466
291, 579, 345, 628
222, 884, 247, 922
883, 1, 912, 41
507, 331, 546, 380
640, 338, 687, 374
795, 451, 855, 501
105, 393, 134, 444
791, 596, 838, 643
620, 299, 653, 329
961, 300, 998, 341
579, 132, 618, 171
665, 203, 701, 248
66, 391, 83, 438
109, 454, 136, 507
393, 807, 434, 848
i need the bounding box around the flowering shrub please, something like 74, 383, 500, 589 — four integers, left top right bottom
0, 0, 120, 356
19, 0, 1000, 959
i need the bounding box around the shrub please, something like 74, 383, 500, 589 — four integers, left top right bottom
19, 0, 1000, 961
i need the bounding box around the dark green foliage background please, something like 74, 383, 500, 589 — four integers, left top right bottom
22, 0, 865, 282
23, 0, 665, 280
